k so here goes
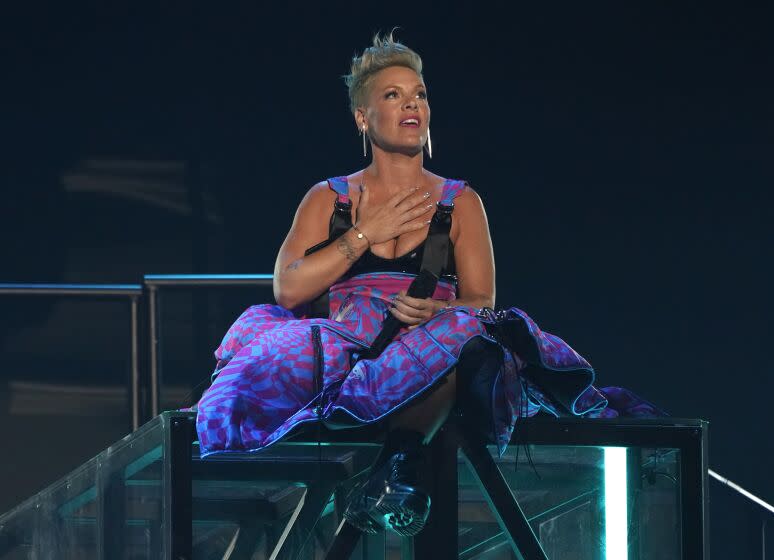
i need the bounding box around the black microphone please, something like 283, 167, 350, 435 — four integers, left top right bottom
362, 269, 439, 359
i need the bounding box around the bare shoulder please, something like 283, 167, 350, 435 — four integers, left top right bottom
457, 183, 484, 204
449, 182, 490, 243
293, 180, 336, 217
302, 180, 336, 204
453, 183, 487, 217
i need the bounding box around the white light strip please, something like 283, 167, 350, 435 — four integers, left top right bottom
709, 469, 774, 514
604, 447, 628, 560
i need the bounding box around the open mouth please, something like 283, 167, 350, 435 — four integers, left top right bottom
399, 117, 420, 128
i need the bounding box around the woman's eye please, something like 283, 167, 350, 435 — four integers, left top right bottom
417, 91, 427, 99
385, 91, 398, 99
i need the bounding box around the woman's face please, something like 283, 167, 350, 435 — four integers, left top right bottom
358, 66, 430, 157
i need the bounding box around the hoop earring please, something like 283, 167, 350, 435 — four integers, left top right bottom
361, 127, 368, 158
425, 128, 432, 159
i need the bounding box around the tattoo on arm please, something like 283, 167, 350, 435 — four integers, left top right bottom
336, 236, 358, 263
285, 258, 303, 271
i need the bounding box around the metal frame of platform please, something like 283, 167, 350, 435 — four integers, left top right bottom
0, 411, 708, 558
153, 412, 708, 560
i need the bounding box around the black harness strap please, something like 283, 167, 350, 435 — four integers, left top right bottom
421, 201, 454, 281
361, 201, 454, 359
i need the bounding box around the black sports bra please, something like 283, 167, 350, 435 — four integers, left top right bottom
343, 237, 456, 280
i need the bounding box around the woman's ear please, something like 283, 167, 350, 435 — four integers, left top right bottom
354, 108, 366, 132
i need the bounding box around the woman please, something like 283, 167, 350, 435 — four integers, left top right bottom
196, 33, 658, 537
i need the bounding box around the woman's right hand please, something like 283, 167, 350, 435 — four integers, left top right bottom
354, 185, 435, 245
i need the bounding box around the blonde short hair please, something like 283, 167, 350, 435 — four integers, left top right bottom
344, 31, 424, 114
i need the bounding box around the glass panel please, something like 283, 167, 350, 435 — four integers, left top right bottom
459, 445, 682, 559
0, 415, 686, 559
0, 298, 135, 514
0, 415, 164, 560
189, 441, 384, 559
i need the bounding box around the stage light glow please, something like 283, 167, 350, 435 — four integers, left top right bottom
604, 447, 628, 560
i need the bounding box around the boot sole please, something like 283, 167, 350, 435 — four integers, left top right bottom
345, 485, 431, 537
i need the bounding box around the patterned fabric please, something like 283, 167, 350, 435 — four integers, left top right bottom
328, 176, 350, 203
439, 179, 466, 205
326, 176, 466, 206
195, 179, 661, 458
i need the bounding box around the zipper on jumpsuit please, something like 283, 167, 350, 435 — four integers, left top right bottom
311, 325, 324, 486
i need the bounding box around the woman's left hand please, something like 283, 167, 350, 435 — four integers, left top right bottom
389, 290, 450, 328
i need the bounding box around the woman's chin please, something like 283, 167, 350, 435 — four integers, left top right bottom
380, 143, 424, 157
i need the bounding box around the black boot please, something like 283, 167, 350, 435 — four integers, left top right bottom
344, 430, 431, 536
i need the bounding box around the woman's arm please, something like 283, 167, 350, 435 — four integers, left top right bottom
389, 186, 495, 323
448, 186, 496, 309
273, 183, 369, 309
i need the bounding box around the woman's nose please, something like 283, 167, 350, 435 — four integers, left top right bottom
405, 97, 418, 110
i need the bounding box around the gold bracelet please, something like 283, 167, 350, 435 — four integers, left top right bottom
352, 225, 371, 247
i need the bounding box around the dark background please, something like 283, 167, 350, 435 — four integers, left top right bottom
1, 2, 772, 557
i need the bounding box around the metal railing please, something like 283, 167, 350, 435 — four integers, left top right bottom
143, 274, 273, 417
0, 283, 143, 430
709, 468, 773, 559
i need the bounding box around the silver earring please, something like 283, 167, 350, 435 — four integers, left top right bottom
362, 127, 368, 158
425, 128, 433, 159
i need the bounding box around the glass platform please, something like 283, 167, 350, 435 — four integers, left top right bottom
0, 412, 708, 559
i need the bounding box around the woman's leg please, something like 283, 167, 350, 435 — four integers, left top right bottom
344, 372, 461, 536
388, 370, 457, 444
345, 374, 456, 536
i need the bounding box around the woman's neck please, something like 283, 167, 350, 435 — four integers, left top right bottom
364, 149, 426, 195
